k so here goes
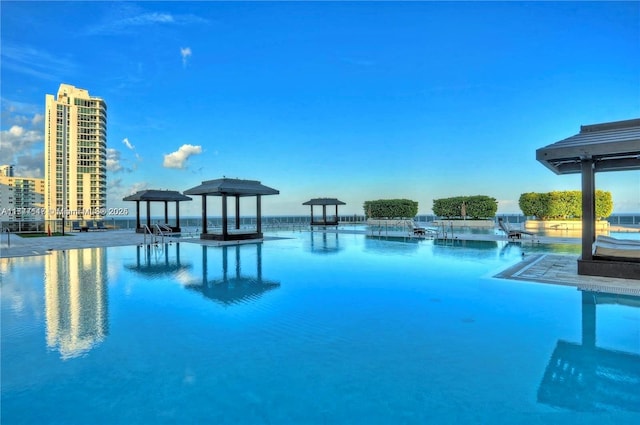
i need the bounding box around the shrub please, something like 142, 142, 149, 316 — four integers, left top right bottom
432, 195, 497, 219
518, 190, 613, 219
363, 199, 418, 219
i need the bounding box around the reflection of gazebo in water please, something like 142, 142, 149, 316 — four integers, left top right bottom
303, 198, 345, 226
184, 178, 279, 241
123, 190, 192, 233
185, 244, 280, 306
309, 231, 342, 254
537, 290, 640, 412
125, 243, 192, 276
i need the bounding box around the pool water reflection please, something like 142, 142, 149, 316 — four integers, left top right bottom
1, 232, 639, 424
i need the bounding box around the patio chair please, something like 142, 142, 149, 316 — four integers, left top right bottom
86, 220, 97, 231
71, 221, 81, 232
408, 220, 427, 236
498, 218, 535, 240
96, 221, 107, 231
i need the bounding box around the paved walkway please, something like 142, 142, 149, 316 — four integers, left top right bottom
0, 230, 280, 258
2, 228, 638, 292
495, 254, 640, 295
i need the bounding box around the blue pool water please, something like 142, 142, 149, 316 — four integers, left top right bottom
1, 232, 639, 424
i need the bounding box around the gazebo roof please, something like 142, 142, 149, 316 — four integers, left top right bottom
303, 198, 346, 206
536, 118, 640, 175
122, 189, 192, 202
184, 178, 279, 197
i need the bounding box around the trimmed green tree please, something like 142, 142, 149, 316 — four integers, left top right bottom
363, 199, 418, 219
432, 195, 497, 219
518, 190, 613, 219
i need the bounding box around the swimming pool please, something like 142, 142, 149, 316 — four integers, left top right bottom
1, 232, 639, 424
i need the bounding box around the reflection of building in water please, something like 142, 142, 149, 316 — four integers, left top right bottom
309, 231, 341, 254
185, 244, 280, 306
45, 248, 108, 359
538, 291, 640, 412
125, 243, 191, 276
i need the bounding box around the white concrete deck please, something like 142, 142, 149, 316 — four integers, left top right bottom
2, 227, 638, 292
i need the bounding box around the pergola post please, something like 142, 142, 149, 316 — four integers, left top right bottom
322, 205, 327, 224
146, 201, 151, 228
222, 194, 228, 238
256, 195, 262, 235
581, 158, 596, 261
201, 195, 207, 234
176, 201, 180, 228
164, 201, 168, 224
309, 205, 314, 225
135, 200, 141, 229
235, 195, 240, 230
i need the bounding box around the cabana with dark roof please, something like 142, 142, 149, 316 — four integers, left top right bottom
303, 198, 346, 226
123, 190, 192, 233
536, 118, 640, 279
184, 178, 279, 241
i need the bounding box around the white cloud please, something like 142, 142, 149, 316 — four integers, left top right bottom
123, 137, 135, 150
0, 131, 44, 177
128, 182, 150, 195
106, 148, 123, 172
1, 44, 76, 81
163, 144, 202, 169
181, 47, 192, 67
86, 4, 209, 36
32, 113, 44, 125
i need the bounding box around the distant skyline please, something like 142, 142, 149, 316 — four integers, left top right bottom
1, 1, 639, 216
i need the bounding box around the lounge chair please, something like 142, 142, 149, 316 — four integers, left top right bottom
593, 235, 640, 261
86, 221, 97, 231
96, 221, 107, 231
408, 220, 427, 236
498, 218, 535, 240
71, 221, 81, 232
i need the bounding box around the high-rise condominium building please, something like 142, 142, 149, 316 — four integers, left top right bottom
0, 173, 45, 222
0, 164, 15, 177
44, 84, 107, 222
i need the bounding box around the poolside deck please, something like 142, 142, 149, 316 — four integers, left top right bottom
2, 227, 638, 293
0, 230, 278, 258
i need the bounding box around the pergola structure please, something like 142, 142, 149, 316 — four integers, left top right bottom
184, 178, 279, 241
302, 198, 346, 226
122, 190, 192, 233
536, 118, 640, 278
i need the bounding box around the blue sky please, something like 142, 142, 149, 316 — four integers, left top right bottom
1, 1, 639, 216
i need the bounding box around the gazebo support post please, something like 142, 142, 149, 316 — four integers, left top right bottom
322, 205, 327, 224
257, 195, 262, 235
135, 200, 141, 230
201, 195, 207, 234
146, 201, 151, 229
235, 195, 240, 230
164, 201, 168, 225
581, 158, 596, 261
176, 201, 180, 229
309, 205, 314, 226
222, 194, 228, 238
